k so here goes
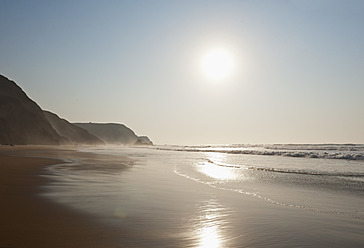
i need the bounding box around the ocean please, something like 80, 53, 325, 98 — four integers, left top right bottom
42, 144, 364, 247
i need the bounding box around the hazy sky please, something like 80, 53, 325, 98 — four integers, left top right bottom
1, 0, 364, 145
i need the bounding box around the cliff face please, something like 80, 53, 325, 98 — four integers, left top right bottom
0, 74, 152, 146
0, 75, 61, 145
135, 136, 153, 145
73, 123, 138, 145
44, 111, 105, 145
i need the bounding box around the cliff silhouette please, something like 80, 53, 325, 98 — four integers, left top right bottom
0, 74, 152, 146
44, 111, 104, 145
0, 75, 61, 145
74, 123, 141, 145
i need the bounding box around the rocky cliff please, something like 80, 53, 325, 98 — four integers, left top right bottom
44, 111, 105, 145
0, 75, 61, 145
135, 136, 154, 145
0, 74, 152, 146
73, 123, 139, 145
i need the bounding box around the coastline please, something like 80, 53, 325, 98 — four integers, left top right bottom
0, 147, 120, 248
1, 145, 363, 247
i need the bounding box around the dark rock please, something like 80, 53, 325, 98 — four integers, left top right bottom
135, 136, 153, 146
73, 123, 138, 145
44, 111, 105, 145
0, 75, 61, 145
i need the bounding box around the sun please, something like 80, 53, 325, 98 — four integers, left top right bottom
201, 49, 233, 81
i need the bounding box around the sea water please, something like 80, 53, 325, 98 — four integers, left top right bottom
43, 144, 364, 247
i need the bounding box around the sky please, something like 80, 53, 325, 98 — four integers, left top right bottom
1, 0, 364, 145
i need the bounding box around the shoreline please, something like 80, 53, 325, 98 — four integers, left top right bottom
0, 147, 121, 248
1, 145, 363, 247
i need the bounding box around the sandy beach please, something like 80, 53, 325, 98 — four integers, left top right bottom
0, 147, 122, 248
1, 145, 363, 248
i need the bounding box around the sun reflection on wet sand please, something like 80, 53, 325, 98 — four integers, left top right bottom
194, 199, 232, 248
197, 152, 240, 181
198, 225, 221, 248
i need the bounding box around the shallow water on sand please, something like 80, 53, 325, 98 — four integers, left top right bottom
42, 146, 364, 247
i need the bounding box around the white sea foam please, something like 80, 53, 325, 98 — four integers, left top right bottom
157, 144, 364, 160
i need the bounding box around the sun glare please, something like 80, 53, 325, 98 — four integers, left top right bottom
201, 49, 233, 81
197, 153, 238, 181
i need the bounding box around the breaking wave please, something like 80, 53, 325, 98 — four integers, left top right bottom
205, 159, 364, 178
158, 144, 364, 160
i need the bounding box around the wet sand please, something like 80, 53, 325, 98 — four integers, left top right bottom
1, 146, 364, 247
0, 148, 120, 248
